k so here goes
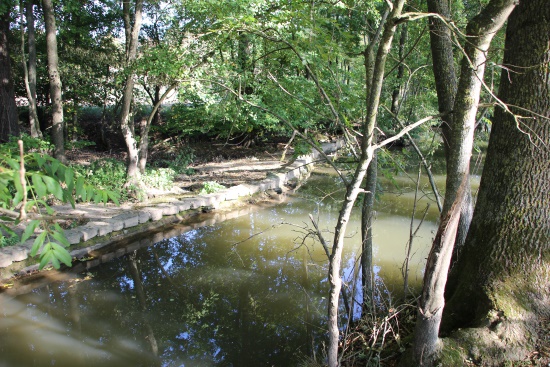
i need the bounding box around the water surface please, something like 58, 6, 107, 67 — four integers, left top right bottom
0, 173, 438, 367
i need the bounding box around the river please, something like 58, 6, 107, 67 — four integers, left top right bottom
0, 171, 451, 366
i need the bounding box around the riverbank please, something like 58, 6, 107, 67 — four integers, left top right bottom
0, 140, 344, 282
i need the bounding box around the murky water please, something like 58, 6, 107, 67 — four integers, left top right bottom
0, 173, 439, 367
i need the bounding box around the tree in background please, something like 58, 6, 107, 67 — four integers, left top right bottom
120, 0, 144, 183
21, 0, 42, 138
1, 4, 20, 142
42, 0, 65, 162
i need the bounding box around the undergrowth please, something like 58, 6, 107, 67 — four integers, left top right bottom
73, 158, 185, 202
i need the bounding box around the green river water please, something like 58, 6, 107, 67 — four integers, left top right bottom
0, 171, 467, 367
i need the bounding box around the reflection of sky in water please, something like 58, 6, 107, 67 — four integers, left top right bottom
0, 174, 437, 367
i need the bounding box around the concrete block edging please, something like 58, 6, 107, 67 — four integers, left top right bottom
0, 141, 342, 271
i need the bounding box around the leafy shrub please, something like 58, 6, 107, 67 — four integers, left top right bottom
74, 158, 180, 200
0, 234, 19, 248
74, 158, 128, 195
199, 181, 226, 195
2, 134, 54, 155
142, 168, 176, 191
0, 145, 118, 270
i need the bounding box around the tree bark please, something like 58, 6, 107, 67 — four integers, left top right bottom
43, 0, 65, 162
120, 0, 143, 182
326, 2, 405, 366
0, 11, 20, 142
361, 152, 377, 310
426, 0, 472, 252
411, 0, 517, 365
359, 8, 388, 315
442, 1, 550, 363
24, 0, 41, 138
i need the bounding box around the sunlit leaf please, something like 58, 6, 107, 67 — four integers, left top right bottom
32, 174, 47, 198
21, 219, 40, 243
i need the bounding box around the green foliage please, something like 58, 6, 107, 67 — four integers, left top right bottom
0, 140, 119, 270
154, 149, 196, 175
293, 139, 312, 158
75, 158, 183, 200
73, 158, 130, 201
0, 234, 19, 248
141, 168, 176, 191
199, 181, 226, 195
4, 134, 54, 154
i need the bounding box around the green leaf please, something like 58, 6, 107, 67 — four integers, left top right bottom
51, 225, 70, 247
49, 254, 61, 269
39, 251, 53, 269
76, 177, 85, 197
32, 174, 47, 198
13, 191, 23, 206
42, 176, 63, 200
13, 171, 23, 196
65, 168, 74, 188
85, 186, 94, 202
21, 219, 40, 243
51, 242, 72, 266
108, 191, 120, 206
36, 155, 45, 168
30, 231, 48, 257
51, 160, 60, 175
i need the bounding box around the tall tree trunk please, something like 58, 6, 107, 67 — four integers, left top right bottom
442, 1, 550, 363
411, 1, 517, 365
326, 2, 405, 366
24, 0, 41, 138
43, 0, 65, 162
390, 23, 407, 115
0, 11, 20, 142
359, 9, 387, 310
426, 0, 472, 252
361, 152, 377, 310
120, 0, 143, 182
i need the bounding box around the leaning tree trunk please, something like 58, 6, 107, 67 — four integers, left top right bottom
442, 1, 550, 363
326, 2, 405, 366
0, 11, 20, 142
43, 0, 65, 163
411, 1, 517, 365
120, 0, 143, 182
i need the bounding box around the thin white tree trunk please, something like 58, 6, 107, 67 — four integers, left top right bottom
326, 2, 405, 366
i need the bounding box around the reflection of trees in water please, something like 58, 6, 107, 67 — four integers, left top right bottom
35, 220, 332, 366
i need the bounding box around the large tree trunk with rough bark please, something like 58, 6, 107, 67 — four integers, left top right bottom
120, 0, 143, 182
43, 0, 65, 163
441, 1, 550, 364
411, 1, 517, 365
0, 11, 20, 142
